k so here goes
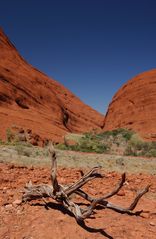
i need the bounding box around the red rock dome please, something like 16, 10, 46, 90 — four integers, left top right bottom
103, 69, 156, 140
0, 28, 103, 144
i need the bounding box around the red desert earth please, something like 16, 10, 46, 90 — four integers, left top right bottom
103, 69, 156, 141
0, 28, 103, 144
0, 163, 156, 239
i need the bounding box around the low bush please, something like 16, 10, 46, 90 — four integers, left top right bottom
96, 128, 134, 141
57, 134, 109, 153
55, 128, 156, 157
6, 128, 15, 142
124, 135, 156, 157
15, 144, 32, 157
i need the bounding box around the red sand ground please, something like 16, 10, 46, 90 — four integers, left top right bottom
0, 163, 156, 239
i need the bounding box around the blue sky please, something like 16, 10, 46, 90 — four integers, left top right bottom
1, 0, 156, 114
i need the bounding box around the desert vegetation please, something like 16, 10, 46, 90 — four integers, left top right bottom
57, 128, 156, 157
0, 127, 156, 175
3, 127, 156, 158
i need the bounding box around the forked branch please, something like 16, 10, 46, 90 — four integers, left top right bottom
21, 143, 150, 222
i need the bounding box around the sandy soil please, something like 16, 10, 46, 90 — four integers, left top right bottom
0, 162, 156, 239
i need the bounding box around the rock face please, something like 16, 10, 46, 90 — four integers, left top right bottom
103, 69, 156, 140
0, 28, 103, 144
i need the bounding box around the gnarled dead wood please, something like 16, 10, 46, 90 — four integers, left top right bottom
21, 143, 150, 222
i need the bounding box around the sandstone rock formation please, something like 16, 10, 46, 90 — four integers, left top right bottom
0, 28, 103, 144
103, 69, 156, 140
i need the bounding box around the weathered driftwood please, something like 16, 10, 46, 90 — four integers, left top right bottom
22, 143, 150, 222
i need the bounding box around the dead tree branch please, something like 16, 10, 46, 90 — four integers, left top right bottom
21, 144, 150, 222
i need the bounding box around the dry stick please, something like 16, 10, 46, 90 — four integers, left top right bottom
22, 144, 151, 222
100, 172, 126, 199
75, 189, 94, 202
63, 197, 84, 222
49, 143, 60, 195
22, 180, 149, 218
127, 185, 150, 211
22, 184, 54, 202
60, 170, 149, 220
49, 143, 103, 197
106, 184, 150, 215
64, 167, 103, 196
63, 193, 100, 222
75, 173, 126, 203
75, 184, 150, 215
74, 172, 150, 215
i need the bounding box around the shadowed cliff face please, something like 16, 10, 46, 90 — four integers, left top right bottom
103, 69, 156, 140
0, 28, 103, 143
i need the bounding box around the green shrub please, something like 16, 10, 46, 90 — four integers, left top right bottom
124, 145, 137, 156
96, 128, 134, 141
0, 139, 4, 145
145, 148, 156, 157
57, 129, 156, 157
6, 128, 14, 142
57, 133, 109, 154
15, 144, 31, 157
57, 128, 134, 154
124, 134, 156, 157
56, 144, 69, 150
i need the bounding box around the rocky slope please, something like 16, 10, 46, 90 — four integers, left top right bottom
103, 69, 156, 140
0, 28, 103, 144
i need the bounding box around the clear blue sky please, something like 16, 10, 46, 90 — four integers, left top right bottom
1, 0, 156, 114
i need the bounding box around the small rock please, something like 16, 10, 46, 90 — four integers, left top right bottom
117, 191, 125, 196
142, 213, 150, 219
7, 190, 14, 197
16, 209, 24, 215
8, 164, 15, 169
30, 165, 34, 170
124, 181, 129, 186
13, 199, 22, 206
135, 179, 142, 184
149, 212, 156, 217
5, 204, 13, 211
149, 222, 156, 226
